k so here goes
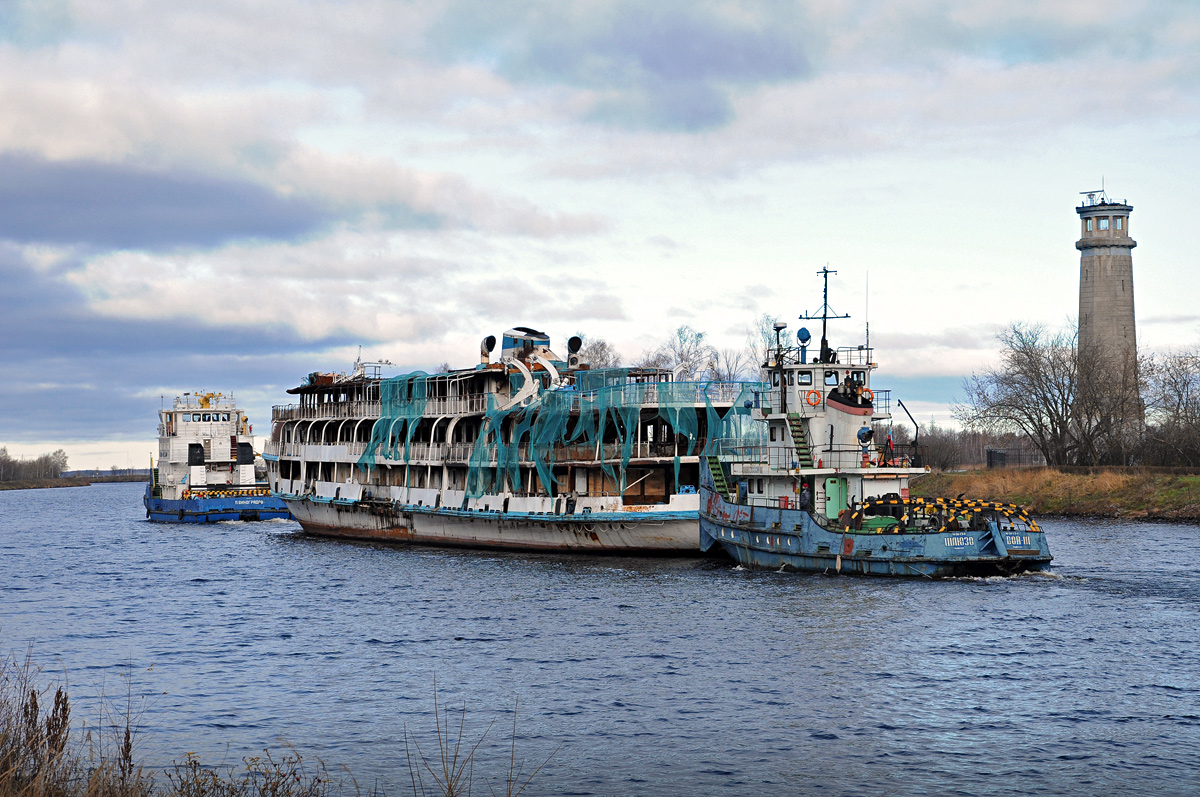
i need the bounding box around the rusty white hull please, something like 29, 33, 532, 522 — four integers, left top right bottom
282, 495, 700, 554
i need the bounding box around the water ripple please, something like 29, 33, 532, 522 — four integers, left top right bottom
3, 485, 1200, 795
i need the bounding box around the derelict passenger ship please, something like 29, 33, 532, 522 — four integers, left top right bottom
265, 328, 752, 552
699, 269, 1052, 577
145, 393, 291, 523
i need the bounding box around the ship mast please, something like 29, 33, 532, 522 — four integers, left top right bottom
801, 265, 849, 363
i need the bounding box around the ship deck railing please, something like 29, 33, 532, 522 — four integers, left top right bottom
266, 438, 711, 465
764, 387, 892, 419
710, 440, 910, 472
271, 381, 751, 422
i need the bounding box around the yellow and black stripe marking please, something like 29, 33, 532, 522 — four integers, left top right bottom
841, 496, 1040, 535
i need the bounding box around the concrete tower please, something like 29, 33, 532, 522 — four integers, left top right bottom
1077, 191, 1137, 368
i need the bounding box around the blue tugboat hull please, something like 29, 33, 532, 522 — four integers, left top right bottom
143, 484, 291, 523
700, 489, 1052, 578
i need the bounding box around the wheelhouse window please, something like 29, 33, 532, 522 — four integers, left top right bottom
222, 413, 230, 422
772, 372, 780, 386
824, 371, 839, 386
202, 413, 212, 422
798, 371, 813, 386
851, 371, 865, 384
192, 414, 201, 422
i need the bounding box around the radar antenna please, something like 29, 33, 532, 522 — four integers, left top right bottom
800, 265, 850, 363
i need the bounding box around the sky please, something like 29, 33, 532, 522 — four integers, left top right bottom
2, 0, 1199, 469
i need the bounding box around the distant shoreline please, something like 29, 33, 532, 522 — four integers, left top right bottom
911, 468, 1200, 521
0, 475, 149, 491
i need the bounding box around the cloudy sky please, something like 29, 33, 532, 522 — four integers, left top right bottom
3, 0, 1199, 468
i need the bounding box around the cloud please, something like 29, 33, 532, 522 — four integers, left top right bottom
430, 1, 810, 130
0, 244, 359, 442
0, 153, 332, 249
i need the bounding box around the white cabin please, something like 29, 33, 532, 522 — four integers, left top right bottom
154, 393, 261, 499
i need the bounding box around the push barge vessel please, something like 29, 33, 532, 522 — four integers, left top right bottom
145, 393, 291, 523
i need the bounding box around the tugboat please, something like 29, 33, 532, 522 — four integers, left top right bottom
699, 268, 1052, 577
145, 393, 291, 523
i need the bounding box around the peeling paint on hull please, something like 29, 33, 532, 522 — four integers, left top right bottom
700, 486, 1053, 578
283, 495, 701, 554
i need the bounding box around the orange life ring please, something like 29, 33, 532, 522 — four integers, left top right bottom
862, 388, 874, 402
805, 389, 822, 407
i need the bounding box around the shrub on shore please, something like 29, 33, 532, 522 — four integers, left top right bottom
1, 653, 552, 797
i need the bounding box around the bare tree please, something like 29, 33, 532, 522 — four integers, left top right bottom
958, 323, 1080, 466
957, 322, 1143, 466
1142, 349, 1200, 465
705, 348, 750, 381
634, 325, 714, 379
0, 447, 70, 482
574, 333, 622, 369
746, 313, 782, 369
921, 421, 964, 471
658, 325, 715, 380
1073, 339, 1144, 465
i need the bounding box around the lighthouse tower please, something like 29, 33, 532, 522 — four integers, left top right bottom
1076, 190, 1137, 369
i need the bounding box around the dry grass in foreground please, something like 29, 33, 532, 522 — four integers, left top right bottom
911, 467, 1200, 519
1, 652, 554, 797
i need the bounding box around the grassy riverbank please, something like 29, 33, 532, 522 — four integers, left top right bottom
0, 478, 92, 492
911, 468, 1200, 520
0, 475, 149, 491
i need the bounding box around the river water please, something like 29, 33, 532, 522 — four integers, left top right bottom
2, 482, 1199, 795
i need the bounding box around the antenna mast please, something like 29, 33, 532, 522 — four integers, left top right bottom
865, 271, 870, 353
800, 264, 850, 363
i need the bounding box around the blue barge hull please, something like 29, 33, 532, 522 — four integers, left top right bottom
143, 484, 291, 523
700, 487, 1052, 578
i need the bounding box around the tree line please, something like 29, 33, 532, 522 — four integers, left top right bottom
0, 447, 69, 482
958, 322, 1200, 467
577, 315, 781, 382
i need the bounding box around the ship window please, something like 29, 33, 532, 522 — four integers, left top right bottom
1116, 217, 1123, 230
192, 414, 201, 422
772, 372, 780, 386
824, 371, 838, 386
1086, 219, 1093, 231
1099, 218, 1109, 230
788, 371, 795, 386
852, 371, 865, 383
203, 413, 212, 422
222, 413, 230, 422
770, 427, 777, 441
757, 479, 764, 494
798, 371, 813, 386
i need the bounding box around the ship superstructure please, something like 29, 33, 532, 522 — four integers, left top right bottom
145, 392, 290, 522
265, 329, 754, 552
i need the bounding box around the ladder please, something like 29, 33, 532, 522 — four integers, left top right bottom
788, 413, 815, 468
705, 455, 733, 501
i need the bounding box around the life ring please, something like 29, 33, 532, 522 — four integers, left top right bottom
805, 390, 822, 407
861, 388, 874, 402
